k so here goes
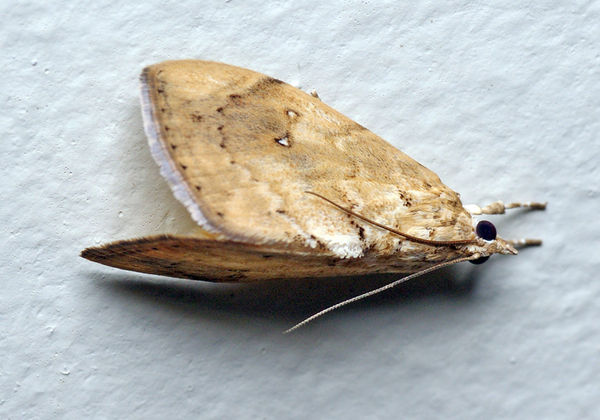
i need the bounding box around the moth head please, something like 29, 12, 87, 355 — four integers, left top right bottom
469, 220, 517, 264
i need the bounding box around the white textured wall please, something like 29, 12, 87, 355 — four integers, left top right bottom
2, 1, 599, 419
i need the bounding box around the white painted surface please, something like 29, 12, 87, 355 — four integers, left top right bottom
2, 1, 599, 418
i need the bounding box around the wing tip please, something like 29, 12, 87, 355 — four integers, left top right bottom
80, 245, 109, 263
80, 235, 173, 263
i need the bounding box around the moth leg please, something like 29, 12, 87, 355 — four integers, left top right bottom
464, 200, 547, 215
310, 89, 321, 100
506, 238, 543, 248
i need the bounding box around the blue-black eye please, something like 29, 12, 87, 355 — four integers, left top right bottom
469, 256, 489, 264
469, 220, 497, 264
476, 220, 497, 241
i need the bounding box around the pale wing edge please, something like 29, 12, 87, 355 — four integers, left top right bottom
139, 67, 218, 233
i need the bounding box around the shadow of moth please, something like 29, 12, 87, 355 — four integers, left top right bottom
82, 60, 545, 332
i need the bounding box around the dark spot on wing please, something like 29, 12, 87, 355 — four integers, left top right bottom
358, 226, 365, 240
190, 113, 203, 123
229, 94, 243, 105
217, 125, 226, 148
398, 190, 413, 207
247, 76, 285, 96
256, 77, 284, 89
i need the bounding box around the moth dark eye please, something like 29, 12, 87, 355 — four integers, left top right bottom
470, 221, 497, 264
476, 220, 497, 241
469, 256, 489, 265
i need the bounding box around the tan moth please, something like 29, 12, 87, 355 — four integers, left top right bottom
81, 60, 546, 332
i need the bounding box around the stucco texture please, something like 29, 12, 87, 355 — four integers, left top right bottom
2, 1, 599, 419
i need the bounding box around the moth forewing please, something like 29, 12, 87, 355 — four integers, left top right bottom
137, 60, 477, 261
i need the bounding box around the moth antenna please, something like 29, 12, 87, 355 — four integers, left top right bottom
284, 254, 478, 334
305, 191, 475, 246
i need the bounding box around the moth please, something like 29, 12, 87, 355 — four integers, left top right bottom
82, 60, 545, 331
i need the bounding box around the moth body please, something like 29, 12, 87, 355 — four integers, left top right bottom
82, 60, 542, 284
